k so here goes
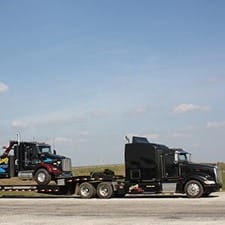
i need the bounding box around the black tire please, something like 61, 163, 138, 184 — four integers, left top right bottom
34, 168, 51, 186
97, 182, 113, 199
79, 182, 96, 199
185, 180, 204, 198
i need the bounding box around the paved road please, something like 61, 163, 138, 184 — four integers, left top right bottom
0, 192, 225, 225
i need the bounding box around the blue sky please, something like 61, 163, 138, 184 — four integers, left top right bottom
0, 0, 225, 165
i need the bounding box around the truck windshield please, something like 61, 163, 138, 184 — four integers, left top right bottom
178, 153, 190, 162
38, 146, 52, 154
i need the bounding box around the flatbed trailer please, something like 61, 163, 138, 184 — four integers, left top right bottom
0, 173, 126, 198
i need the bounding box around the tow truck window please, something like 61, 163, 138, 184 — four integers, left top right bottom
39, 146, 52, 154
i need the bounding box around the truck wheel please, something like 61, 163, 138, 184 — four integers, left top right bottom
79, 182, 96, 199
185, 180, 203, 198
34, 168, 51, 186
97, 182, 113, 199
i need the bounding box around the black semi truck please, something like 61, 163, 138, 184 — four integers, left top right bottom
0, 136, 222, 198
123, 136, 222, 198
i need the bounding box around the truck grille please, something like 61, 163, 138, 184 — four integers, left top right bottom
62, 158, 72, 172
214, 167, 222, 184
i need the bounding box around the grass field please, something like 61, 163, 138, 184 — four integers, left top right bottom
72, 164, 125, 176
217, 162, 225, 191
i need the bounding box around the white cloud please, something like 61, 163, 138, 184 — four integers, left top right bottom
87, 110, 110, 119
173, 104, 211, 114
79, 131, 89, 137
11, 120, 29, 128
126, 105, 155, 117
54, 137, 73, 144
127, 107, 147, 116
10, 109, 104, 129
207, 121, 225, 128
145, 133, 160, 140
171, 132, 191, 139
10, 108, 110, 131
0, 82, 8, 93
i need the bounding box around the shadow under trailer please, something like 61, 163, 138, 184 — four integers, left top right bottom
0, 136, 222, 198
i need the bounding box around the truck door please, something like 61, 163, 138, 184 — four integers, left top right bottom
159, 152, 179, 193
22, 144, 39, 171
164, 152, 179, 179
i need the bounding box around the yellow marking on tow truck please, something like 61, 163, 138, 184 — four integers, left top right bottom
0, 157, 9, 164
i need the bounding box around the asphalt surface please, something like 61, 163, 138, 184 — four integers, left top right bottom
0, 192, 225, 225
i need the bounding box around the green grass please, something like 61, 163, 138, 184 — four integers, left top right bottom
222, 173, 225, 191
218, 162, 225, 191
72, 164, 125, 176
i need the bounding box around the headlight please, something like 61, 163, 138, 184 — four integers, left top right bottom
214, 167, 222, 183
204, 180, 216, 185
53, 160, 61, 166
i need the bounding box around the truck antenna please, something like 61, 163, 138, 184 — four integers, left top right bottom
16, 132, 21, 145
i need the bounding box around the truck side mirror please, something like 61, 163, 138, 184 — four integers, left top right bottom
53, 150, 56, 155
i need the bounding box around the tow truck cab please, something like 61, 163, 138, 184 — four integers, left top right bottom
0, 141, 72, 185
125, 137, 222, 198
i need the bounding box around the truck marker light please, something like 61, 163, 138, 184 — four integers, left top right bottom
119, 185, 124, 189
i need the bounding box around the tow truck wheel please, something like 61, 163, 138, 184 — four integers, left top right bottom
185, 180, 203, 198
97, 182, 113, 199
79, 182, 96, 199
34, 168, 51, 186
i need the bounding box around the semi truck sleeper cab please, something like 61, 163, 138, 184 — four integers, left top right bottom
124, 136, 222, 198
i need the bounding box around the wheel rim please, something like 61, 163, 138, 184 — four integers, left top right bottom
38, 172, 46, 183
80, 186, 90, 197
187, 183, 200, 197
99, 185, 110, 197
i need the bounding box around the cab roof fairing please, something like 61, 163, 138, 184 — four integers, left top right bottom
173, 148, 190, 155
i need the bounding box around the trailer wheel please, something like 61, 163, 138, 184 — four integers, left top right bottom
34, 168, 51, 186
185, 180, 203, 198
97, 182, 113, 199
79, 182, 96, 199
